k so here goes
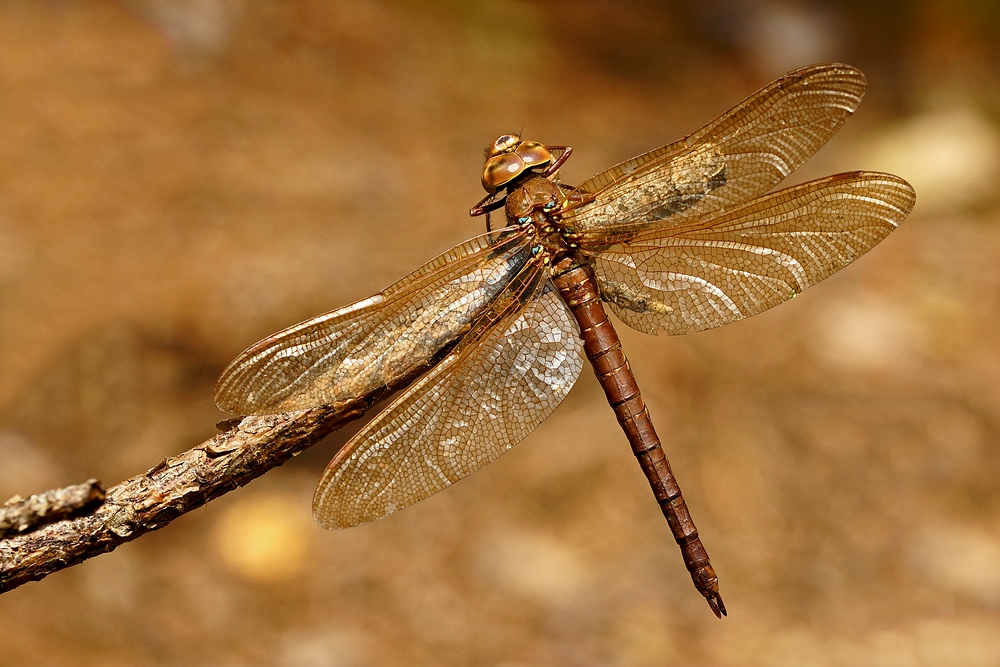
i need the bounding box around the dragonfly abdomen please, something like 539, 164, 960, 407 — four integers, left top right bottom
551, 256, 726, 618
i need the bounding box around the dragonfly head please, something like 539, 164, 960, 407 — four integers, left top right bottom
481, 134, 553, 194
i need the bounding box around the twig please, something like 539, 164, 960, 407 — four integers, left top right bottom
0, 325, 455, 594
0, 401, 366, 593
0, 479, 106, 538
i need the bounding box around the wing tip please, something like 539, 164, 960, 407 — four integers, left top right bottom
213, 368, 258, 415
828, 170, 917, 217
782, 62, 868, 111
212, 383, 241, 415
787, 62, 866, 85
312, 489, 385, 531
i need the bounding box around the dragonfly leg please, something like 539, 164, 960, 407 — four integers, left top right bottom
542, 145, 573, 177
470, 192, 504, 218
551, 258, 726, 618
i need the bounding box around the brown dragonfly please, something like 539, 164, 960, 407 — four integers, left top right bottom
215, 64, 915, 617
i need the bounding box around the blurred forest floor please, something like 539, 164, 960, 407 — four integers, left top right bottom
0, 1, 999, 666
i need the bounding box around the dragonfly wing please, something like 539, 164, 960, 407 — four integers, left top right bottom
588, 172, 915, 335
564, 64, 868, 243
215, 228, 534, 414
312, 275, 584, 529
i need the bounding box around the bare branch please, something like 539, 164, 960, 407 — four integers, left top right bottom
0, 321, 458, 594
0, 401, 366, 593
0, 479, 106, 539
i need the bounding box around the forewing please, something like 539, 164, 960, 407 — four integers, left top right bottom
215, 228, 533, 414
589, 172, 915, 335
312, 279, 584, 529
564, 64, 867, 243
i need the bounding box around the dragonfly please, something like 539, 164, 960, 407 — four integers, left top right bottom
214, 64, 915, 617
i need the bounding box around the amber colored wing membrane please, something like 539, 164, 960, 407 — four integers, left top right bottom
563, 64, 867, 244
214, 229, 534, 414
312, 278, 584, 529
587, 172, 915, 335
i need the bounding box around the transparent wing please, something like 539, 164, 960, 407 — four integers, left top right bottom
215, 228, 534, 414
564, 64, 867, 244
312, 277, 584, 529
588, 172, 915, 335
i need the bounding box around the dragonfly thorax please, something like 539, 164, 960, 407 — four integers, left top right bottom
505, 175, 576, 257
481, 134, 553, 194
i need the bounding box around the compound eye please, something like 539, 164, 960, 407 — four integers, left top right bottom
481, 152, 525, 193
487, 134, 521, 157
514, 141, 552, 168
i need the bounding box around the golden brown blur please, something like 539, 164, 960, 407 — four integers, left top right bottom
1, 1, 999, 665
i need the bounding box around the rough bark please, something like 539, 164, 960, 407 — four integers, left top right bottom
0, 402, 365, 593
0, 479, 106, 539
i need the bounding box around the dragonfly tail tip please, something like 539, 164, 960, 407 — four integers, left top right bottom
707, 593, 727, 618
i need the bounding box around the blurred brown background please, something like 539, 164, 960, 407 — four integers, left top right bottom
1, 1, 999, 665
